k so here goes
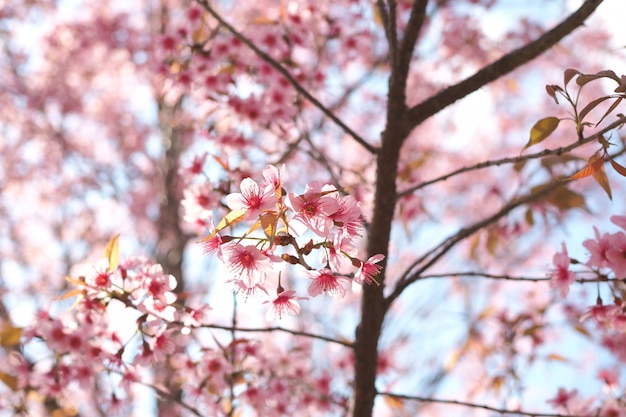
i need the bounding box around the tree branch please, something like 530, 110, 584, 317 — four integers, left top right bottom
397, 115, 626, 199
417, 271, 623, 284
199, 323, 353, 348
196, 0, 377, 155
404, 0, 604, 130
377, 391, 585, 417
386, 180, 565, 306
396, 0, 428, 92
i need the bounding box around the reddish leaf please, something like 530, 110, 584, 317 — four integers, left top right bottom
545, 85, 560, 104
610, 158, 626, 177
578, 96, 612, 122
593, 166, 612, 200
212, 154, 230, 171
563, 68, 580, 87
567, 153, 605, 180
523, 117, 560, 151
576, 70, 620, 86
596, 97, 623, 127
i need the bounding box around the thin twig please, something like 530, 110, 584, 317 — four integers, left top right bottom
199, 323, 353, 348
386, 180, 565, 306
377, 391, 587, 417
196, 0, 376, 155
397, 115, 626, 199
415, 271, 622, 284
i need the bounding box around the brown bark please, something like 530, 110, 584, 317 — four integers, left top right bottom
154, 99, 190, 417
350, 1, 604, 416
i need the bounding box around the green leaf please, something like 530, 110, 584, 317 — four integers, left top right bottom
104, 234, 120, 272
523, 117, 560, 151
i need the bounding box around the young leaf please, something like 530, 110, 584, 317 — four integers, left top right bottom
545, 84, 562, 104
596, 97, 623, 127
523, 117, 560, 151
260, 211, 280, 240
546, 353, 569, 362
566, 153, 605, 180
0, 372, 18, 390
576, 70, 620, 86
610, 158, 626, 177
104, 234, 120, 272
563, 68, 580, 88
203, 209, 247, 240
0, 325, 22, 347
578, 96, 611, 122
590, 154, 612, 200
56, 288, 84, 301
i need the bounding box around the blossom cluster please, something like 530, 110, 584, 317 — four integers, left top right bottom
546, 215, 626, 415
1, 253, 347, 416
200, 165, 384, 321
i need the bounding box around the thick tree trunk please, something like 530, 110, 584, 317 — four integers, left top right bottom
351, 112, 408, 416
155, 99, 189, 417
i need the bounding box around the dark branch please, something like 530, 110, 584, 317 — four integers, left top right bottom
396, 0, 428, 91
200, 323, 354, 348
196, 0, 377, 155
386, 180, 565, 306
404, 0, 604, 130
397, 115, 626, 198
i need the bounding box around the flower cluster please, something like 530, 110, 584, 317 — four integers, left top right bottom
201, 165, 384, 320
0, 247, 349, 416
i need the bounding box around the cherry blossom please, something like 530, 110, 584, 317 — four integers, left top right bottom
285, 182, 339, 236
265, 290, 305, 321
549, 243, 576, 298
305, 268, 348, 298
225, 177, 278, 220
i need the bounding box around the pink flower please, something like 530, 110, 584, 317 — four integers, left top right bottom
598, 368, 619, 388
580, 302, 619, 323
261, 164, 285, 191
546, 387, 577, 409
222, 243, 274, 286
305, 268, 347, 298
225, 177, 277, 219
178, 152, 207, 181
231, 277, 269, 299
265, 290, 305, 321
611, 215, 626, 231
583, 227, 611, 269
329, 194, 364, 244
549, 243, 576, 298
285, 182, 339, 236
605, 232, 626, 276
354, 254, 385, 286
